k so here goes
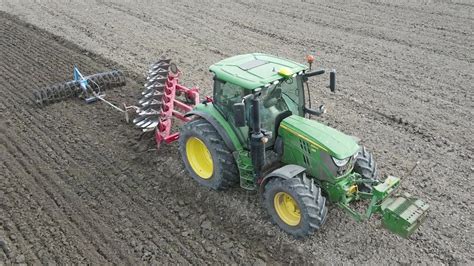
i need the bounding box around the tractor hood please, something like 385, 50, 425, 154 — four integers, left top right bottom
279, 115, 359, 159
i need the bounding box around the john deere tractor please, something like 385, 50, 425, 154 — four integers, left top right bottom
154, 53, 428, 237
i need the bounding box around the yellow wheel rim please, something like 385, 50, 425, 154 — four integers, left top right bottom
274, 192, 301, 226
186, 137, 213, 179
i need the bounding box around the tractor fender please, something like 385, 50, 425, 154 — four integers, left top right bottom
259, 164, 306, 194
184, 110, 236, 152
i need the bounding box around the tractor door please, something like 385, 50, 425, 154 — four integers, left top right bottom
213, 79, 250, 148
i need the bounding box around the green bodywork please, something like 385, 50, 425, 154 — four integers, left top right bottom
192, 103, 243, 150
279, 115, 360, 159
190, 53, 428, 238
210, 53, 307, 90
278, 115, 429, 237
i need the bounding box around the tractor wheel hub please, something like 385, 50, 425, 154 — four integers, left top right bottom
186, 137, 213, 179
274, 192, 301, 226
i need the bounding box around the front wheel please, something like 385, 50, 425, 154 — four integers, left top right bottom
353, 146, 379, 192
263, 173, 328, 237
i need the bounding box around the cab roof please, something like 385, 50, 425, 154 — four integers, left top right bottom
209, 53, 308, 90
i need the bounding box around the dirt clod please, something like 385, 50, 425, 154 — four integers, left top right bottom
15, 254, 25, 264
201, 221, 212, 230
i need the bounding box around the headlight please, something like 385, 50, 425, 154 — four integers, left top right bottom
332, 156, 350, 167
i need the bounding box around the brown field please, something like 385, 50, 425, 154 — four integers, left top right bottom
0, 1, 472, 264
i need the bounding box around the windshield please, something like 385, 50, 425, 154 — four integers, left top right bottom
260, 76, 301, 113
259, 76, 303, 144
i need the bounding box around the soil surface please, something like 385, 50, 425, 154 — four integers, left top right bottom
0, 0, 473, 264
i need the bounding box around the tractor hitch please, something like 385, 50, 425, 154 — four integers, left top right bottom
338, 176, 429, 238
370, 176, 429, 237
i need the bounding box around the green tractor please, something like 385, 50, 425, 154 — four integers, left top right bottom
139, 53, 429, 238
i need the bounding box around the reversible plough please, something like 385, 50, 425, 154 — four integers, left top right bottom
132, 59, 200, 148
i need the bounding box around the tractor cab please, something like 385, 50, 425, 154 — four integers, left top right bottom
209, 53, 309, 147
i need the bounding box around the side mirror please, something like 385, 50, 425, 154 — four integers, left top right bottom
304, 104, 326, 116
303, 69, 325, 78
233, 102, 246, 127
329, 69, 336, 92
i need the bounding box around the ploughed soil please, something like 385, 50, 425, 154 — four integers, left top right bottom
0, 0, 472, 264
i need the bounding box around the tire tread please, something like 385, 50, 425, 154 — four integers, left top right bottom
179, 119, 239, 190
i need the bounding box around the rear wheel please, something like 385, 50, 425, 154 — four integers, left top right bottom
179, 119, 239, 190
353, 146, 379, 192
263, 173, 328, 237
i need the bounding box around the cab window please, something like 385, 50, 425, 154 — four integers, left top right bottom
214, 79, 245, 119
214, 79, 250, 147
